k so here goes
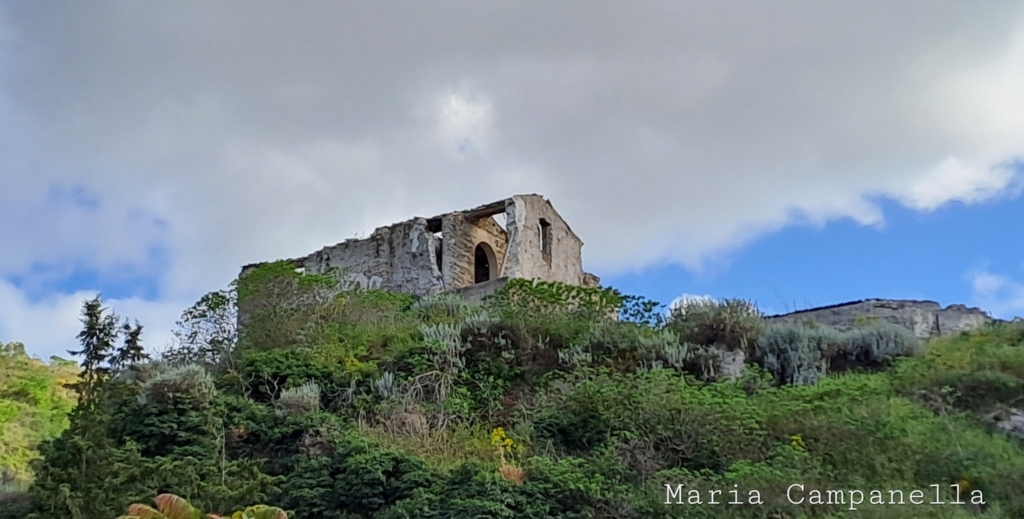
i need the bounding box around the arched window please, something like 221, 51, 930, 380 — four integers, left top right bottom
474, 243, 495, 283
539, 219, 552, 260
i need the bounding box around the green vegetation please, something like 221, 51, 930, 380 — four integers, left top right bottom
3, 265, 1024, 518
0, 342, 78, 489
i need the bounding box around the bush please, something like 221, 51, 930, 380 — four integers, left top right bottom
0, 490, 33, 519
236, 349, 337, 402
931, 370, 1023, 412
666, 298, 764, 353
411, 293, 479, 322
838, 321, 920, 366
137, 363, 218, 408
378, 457, 621, 519
276, 380, 321, 417
277, 432, 436, 518
755, 323, 839, 386
485, 278, 623, 320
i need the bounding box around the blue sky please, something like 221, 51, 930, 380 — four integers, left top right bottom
18, 186, 1024, 318
2, 2, 1024, 359
605, 189, 1024, 318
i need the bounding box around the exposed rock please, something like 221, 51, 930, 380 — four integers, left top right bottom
718, 349, 746, 380
768, 299, 994, 339
995, 410, 1024, 439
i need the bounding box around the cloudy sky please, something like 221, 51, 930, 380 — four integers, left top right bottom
2, 1, 1024, 359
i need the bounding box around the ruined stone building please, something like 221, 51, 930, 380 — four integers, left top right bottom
240, 194, 600, 300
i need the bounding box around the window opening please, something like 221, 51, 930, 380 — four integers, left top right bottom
539, 218, 552, 261
434, 233, 444, 272
474, 243, 493, 283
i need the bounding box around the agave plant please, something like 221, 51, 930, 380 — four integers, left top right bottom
117, 494, 288, 519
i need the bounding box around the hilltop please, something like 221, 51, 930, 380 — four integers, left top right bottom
2, 263, 1024, 519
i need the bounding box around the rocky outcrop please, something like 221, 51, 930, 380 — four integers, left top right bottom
768, 299, 995, 339
996, 410, 1024, 439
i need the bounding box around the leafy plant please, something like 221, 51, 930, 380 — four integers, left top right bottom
666, 297, 764, 353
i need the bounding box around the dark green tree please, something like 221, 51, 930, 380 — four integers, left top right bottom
68, 296, 120, 405
111, 320, 148, 372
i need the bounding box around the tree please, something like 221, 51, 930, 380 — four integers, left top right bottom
68, 296, 120, 404
168, 288, 238, 368
111, 320, 148, 372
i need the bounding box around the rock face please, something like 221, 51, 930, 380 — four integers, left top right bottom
768, 299, 994, 339
996, 411, 1024, 439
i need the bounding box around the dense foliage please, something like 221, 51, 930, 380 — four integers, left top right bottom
6, 266, 1024, 518
0, 342, 78, 489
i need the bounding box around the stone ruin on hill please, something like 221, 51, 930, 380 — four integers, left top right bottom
239, 194, 600, 302
768, 299, 998, 339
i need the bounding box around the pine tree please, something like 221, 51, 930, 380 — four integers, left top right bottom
111, 320, 148, 371
68, 296, 120, 405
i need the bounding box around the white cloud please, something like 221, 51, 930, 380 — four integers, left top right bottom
0, 279, 183, 361
435, 90, 493, 156
967, 269, 1024, 319
668, 293, 714, 312
900, 158, 1022, 211
2, 2, 1024, 357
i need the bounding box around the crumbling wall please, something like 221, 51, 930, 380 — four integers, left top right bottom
769, 299, 994, 339
240, 194, 597, 302
295, 217, 443, 296
504, 194, 586, 286
440, 212, 508, 290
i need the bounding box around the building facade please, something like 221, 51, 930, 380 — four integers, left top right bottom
239, 194, 599, 300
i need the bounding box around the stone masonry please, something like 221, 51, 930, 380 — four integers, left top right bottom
768, 299, 995, 339
239, 194, 600, 299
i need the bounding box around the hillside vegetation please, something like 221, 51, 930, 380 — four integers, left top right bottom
4, 262, 1024, 519
0, 342, 78, 493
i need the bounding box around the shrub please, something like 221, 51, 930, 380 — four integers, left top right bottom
411, 293, 478, 321
0, 490, 33, 519
933, 370, 1023, 411
460, 310, 499, 334
838, 321, 920, 365
137, 363, 217, 408
276, 380, 321, 417
278, 432, 435, 518
378, 457, 620, 519
236, 349, 337, 402
557, 345, 593, 369
420, 322, 467, 375
755, 323, 839, 386
236, 261, 345, 352
485, 278, 624, 319
666, 298, 764, 353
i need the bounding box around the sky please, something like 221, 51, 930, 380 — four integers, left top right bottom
2, 1, 1023, 360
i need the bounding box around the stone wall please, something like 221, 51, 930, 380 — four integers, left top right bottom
287, 217, 444, 296
768, 299, 994, 339
450, 277, 510, 304
239, 194, 598, 303
504, 194, 587, 286
441, 211, 509, 290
